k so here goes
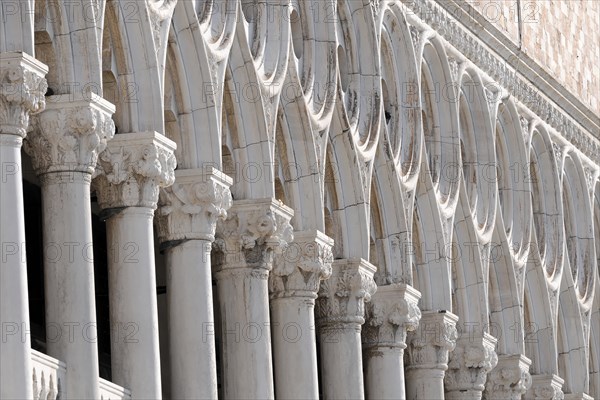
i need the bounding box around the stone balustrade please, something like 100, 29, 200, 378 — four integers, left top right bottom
30, 350, 130, 400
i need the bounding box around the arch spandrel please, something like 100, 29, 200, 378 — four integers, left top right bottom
412, 162, 453, 312
523, 252, 560, 376
451, 176, 492, 335
529, 122, 566, 290
0, 0, 35, 54
102, 0, 172, 134
418, 34, 462, 221
165, 0, 240, 169
456, 66, 498, 242
33, 0, 105, 96
371, 151, 412, 286
378, 2, 423, 189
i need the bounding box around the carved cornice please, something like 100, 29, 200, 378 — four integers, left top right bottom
213, 198, 294, 272
445, 333, 498, 396
525, 374, 565, 400
156, 167, 233, 245
24, 93, 115, 175
93, 132, 176, 210
315, 258, 377, 327
405, 310, 459, 370
363, 283, 421, 349
485, 354, 532, 400
402, 0, 600, 164
269, 230, 334, 299
0, 52, 48, 138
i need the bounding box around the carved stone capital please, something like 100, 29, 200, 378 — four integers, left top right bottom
484, 354, 532, 400
213, 198, 294, 273
269, 230, 334, 299
405, 310, 459, 370
93, 132, 176, 210
445, 333, 498, 397
156, 167, 232, 245
363, 283, 421, 349
315, 258, 377, 326
24, 93, 115, 175
0, 52, 48, 137
525, 374, 565, 400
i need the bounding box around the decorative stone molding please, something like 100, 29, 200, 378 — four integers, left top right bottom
213, 198, 294, 272
269, 230, 334, 299
315, 258, 377, 326
25, 93, 115, 175
520, 116, 531, 144
401, 0, 600, 164
0, 52, 48, 137
445, 333, 498, 397
93, 131, 176, 211
409, 25, 421, 51
156, 167, 233, 245
363, 283, 421, 349
405, 310, 459, 370
484, 354, 532, 400
525, 374, 565, 400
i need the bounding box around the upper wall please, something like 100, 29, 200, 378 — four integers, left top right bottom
466, 0, 599, 115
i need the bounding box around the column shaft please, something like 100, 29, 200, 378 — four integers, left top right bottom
316, 258, 377, 400
405, 369, 446, 399
214, 198, 294, 400
405, 310, 459, 400
25, 92, 115, 400
363, 284, 421, 400
0, 136, 33, 399
94, 131, 177, 399
106, 207, 161, 398
42, 172, 100, 399
156, 167, 232, 400
320, 323, 365, 399
271, 297, 319, 399
165, 240, 217, 399
365, 347, 406, 399
269, 230, 333, 400
216, 267, 274, 399
0, 51, 47, 400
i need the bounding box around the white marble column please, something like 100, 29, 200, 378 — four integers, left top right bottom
316, 258, 377, 400
525, 374, 565, 400
0, 52, 47, 400
155, 167, 232, 400
24, 92, 115, 399
405, 310, 459, 400
94, 132, 176, 399
363, 283, 422, 400
213, 199, 293, 400
269, 230, 333, 400
445, 333, 498, 400
484, 354, 532, 400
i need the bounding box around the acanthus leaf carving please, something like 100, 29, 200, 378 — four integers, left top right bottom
0, 53, 48, 137
269, 230, 334, 299
25, 93, 115, 176
527, 374, 565, 400
315, 259, 377, 326
485, 354, 532, 400
93, 131, 176, 211
156, 167, 233, 244
363, 284, 421, 349
213, 199, 294, 273
405, 311, 459, 370
445, 334, 498, 395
